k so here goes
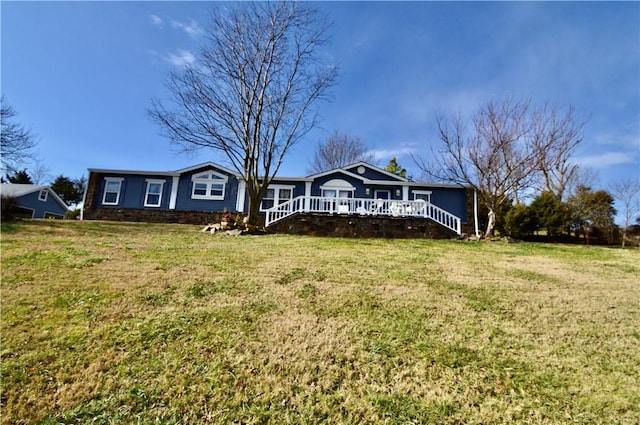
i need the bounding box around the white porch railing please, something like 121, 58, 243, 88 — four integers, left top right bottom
264, 196, 462, 235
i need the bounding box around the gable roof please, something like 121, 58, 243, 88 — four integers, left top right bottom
88, 162, 242, 179
0, 184, 70, 211
342, 161, 409, 182
307, 161, 408, 182
173, 162, 241, 177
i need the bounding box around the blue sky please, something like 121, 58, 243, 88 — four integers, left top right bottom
2, 1, 639, 193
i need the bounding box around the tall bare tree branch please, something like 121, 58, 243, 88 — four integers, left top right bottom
308, 130, 374, 173
415, 98, 537, 236
610, 178, 640, 247
414, 98, 587, 237
531, 104, 587, 200
149, 2, 338, 224
1, 96, 37, 174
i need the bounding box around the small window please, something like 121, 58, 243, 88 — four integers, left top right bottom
38, 190, 48, 202
103, 178, 123, 205
144, 180, 164, 207
191, 171, 228, 200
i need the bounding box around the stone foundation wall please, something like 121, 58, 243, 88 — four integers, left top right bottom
268, 213, 461, 239
83, 207, 233, 225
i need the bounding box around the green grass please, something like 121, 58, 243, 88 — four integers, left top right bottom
1, 220, 639, 424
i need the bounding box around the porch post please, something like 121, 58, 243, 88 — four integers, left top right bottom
169, 176, 180, 210
402, 185, 409, 201
236, 180, 246, 212
304, 181, 312, 212
474, 189, 480, 238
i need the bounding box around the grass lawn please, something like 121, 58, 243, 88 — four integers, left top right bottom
1, 220, 638, 424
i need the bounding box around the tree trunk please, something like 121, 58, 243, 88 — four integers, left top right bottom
485, 209, 496, 237
246, 192, 262, 226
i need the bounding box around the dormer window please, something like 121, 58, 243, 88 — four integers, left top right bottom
191, 171, 228, 200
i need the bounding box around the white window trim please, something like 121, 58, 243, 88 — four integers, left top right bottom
44, 211, 65, 219
413, 190, 432, 203
102, 178, 124, 205
144, 179, 165, 207
191, 171, 228, 200
260, 184, 295, 211
38, 189, 48, 202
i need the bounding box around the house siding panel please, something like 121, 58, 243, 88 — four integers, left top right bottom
429, 187, 467, 221
95, 174, 172, 210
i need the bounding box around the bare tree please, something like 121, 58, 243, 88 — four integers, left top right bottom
308, 130, 373, 173
610, 178, 640, 247
149, 2, 338, 224
30, 160, 52, 185
415, 98, 536, 236
531, 104, 587, 200
1, 96, 37, 174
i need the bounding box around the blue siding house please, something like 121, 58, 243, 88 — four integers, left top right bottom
83, 161, 472, 235
0, 184, 69, 219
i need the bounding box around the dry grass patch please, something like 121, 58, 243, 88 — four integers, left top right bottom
1, 220, 639, 424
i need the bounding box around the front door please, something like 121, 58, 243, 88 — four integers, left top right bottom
374, 190, 390, 200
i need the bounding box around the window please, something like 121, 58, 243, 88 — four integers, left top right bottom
144, 180, 164, 207
102, 178, 123, 205
321, 189, 353, 198
413, 191, 432, 203
38, 190, 48, 202
260, 185, 294, 210
191, 171, 228, 200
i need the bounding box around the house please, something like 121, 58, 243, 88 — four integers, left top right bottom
0, 184, 70, 219
82, 161, 475, 237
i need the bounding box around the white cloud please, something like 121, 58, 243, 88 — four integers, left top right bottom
574, 151, 638, 168
171, 19, 204, 38
166, 49, 196, 68
149, 14, 163, 27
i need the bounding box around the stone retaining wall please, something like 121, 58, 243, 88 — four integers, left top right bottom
268, 213, 461, 239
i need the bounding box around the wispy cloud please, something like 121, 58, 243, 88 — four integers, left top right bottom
171, 19, 204, 38
166, 49, 196, 68
149, 14, 163, 27
148, 49, 196, 68
574, 151, 638, 168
